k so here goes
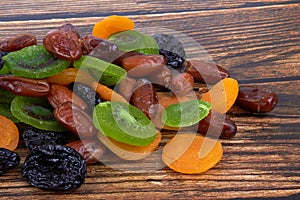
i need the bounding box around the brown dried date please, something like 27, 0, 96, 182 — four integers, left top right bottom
47, 84, 88, 110
81, 35, 120, 63
130, 79, 158, 119
0, 34, 37, 52
236, 85, 278, 113
185, 60, 229, 84
146, 66, 172, 88
122, 54, 166, 77
66, 139, 105, 165
169, 72, 194, 96
43, 30, 82, 61
112, 51, 142, 66
197, 110, 237, 139
0, 75, 49, 97
54, 101, 97, 138
117, 77, 136, 101
58, 24, 81, 41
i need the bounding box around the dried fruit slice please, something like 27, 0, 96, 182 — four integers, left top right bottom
0, 88, 16, 104
162, 133, 223, 174
97, 131, 161, 160
0, 115, 19, 151
201, 78, 239, 114
109, 30, 159, 55
73, 55, 127, 86
10, 96, 66, 132
93, 101, 157, 146
92, 15, 134, 39
161, 100, 211, 127
0, 103, 20, 123
4, 45, 69, 79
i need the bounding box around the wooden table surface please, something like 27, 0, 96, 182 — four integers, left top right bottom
0, 0, 299, 199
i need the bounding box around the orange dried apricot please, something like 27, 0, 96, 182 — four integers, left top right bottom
0, 115, 19, 151
201, 78, 238, 114
97, 131, 161, 160
91, 82, 127, 103
92, 15, 134, 39
162, 133, 223, 174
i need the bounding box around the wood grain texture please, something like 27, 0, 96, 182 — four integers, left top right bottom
0, 0, 299, 199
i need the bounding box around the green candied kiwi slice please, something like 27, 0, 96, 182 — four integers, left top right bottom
10, 96, 66, 132
4, 45, 69, 79
108, 30, 159, 55
93, 101, 157, 146
73, 55, 127, 86
0, 103, 20, 123
0, 88, 16, 104
161, 100, 212, 127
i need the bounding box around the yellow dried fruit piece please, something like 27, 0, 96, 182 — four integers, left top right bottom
162, 133, 223, 174
201, 78, 238, 114
97, 131, 161, 160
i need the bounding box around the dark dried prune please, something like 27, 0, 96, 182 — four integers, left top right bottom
22, 126, 74, 150
22, 144, 86, 191
69, 82, 102, 113
153, 33, 186, 68
0, 51, 8, 70
0, 148, 20, 175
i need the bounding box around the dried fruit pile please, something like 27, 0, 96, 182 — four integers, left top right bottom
0, 15, 278, 190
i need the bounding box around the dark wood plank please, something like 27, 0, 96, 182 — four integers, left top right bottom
0, 1, 299, 199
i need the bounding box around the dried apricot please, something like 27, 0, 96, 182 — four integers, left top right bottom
162, 133, 223, 174
0, 115, 19, 151
92, 15, 134, 39
201, 78, 238, 114
97, 131, 161, 160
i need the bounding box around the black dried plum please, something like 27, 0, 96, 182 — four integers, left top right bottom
0, 148, 20, 175
69, 82, 102, 113
153, 33, 185, 68
22, 126, 75, 151
0, 51, 8, 70
22, 144, 86, 191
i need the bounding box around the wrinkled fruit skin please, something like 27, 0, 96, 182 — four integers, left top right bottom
0, 75, 50, 97
146, 66, 172, 88
22, 126, 74, 151
186, 60, 229, 84
81, 35, 120, 63
66, 140, 105, 165
58, 23, 81, 41
122, 54, 166, 77
0, 34, 37, 52
22, 144, 86, 191
43, 30, 82, 61
47, 84, 88, 111
236, 85, 278, 113
130, 79, 158, 119
0, 148, 20, 175
54, 101, 98, 138
169, 72, 194, 96
197, 110, 237, 139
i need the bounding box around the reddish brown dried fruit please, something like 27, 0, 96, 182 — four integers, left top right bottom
186, 60, 229, 84
0, 75, 49, 97
169, 72, 194, 96
0, 34, 37, 52
43, 30, 82, 61
66, 139, 105, 165
47, 84, 88, 110
122, 54, 165, 77
54, 101, 97, 138
130, 79, 158, 119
